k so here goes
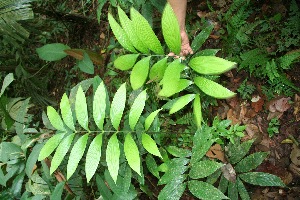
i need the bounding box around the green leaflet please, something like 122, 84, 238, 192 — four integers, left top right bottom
144, 109, 162, 131
118, 7, 148, 53
194, 76, 236, 99
47, 106, 65, 131
124, 133, 141, 175
96, 175, 113, 200
228, 181, 238, 200
193, 94, 202, 128
93, 82, 106, 130
129, 89, 147, 130
228, 139, 254, 164
50, 182, 65, 200
60, 93, 75, 131
85, 133, 103, 182
131, 7, 164, 54
149, 57, 168, 81
25, 143, 43, 178
130, 56, 151, 90
239, 172, 285, 187
142, 133, 162, 158
162, 3, 181, 55
106, 133, 120, 183
67, 133, 89, 179
189, 160, 223, 179
218, 175, 229, 193
110, 83, 126, 130
146, 154, 160, 179
114, 54, 139, 71
158, 176, 186, 200
188, 180, 229, 200
170, 94, 195, 114
108, 13, 136, 53
189, 56, 236, 75
160, 59, 184, 85
38, 133, 65, 161
50, 133, 75, 174
166, 146, 191, 158
36, 43, 70, 61
235, 152, 269, 173
237, 177, 250, 200
1, 73, 14, 97
191, 24, 214, 52
75, 86, 89, 131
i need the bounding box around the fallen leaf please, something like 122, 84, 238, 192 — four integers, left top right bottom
293, 94, 300, 121
251, 95, 264, 112
206, 144, 226, 163
290, 144, 300, 166
289, 163, 300, 177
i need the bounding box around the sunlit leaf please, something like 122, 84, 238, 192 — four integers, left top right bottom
75, 86, 89, 131
47, 106, 65, 131
60, 93, 75, 131
106, 133, 120, 183
193, 94, 202, 128
110, 83, 126, 130
130, 56, 151, 90
93, 82, 106, 130
124, 133, 141, 175
142, 133, 162, 158
114, 54, 139, 70
149, 57, 168, 81
129, 89, 147, 130
188, 180, 229, 199
38, 133, 65, 161
170, 94, 195, 114
144, 109, 162, 131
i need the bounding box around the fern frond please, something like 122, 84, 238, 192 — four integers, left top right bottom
239, 49, 269, 74
278, 50, 300, 69
176, 112, 193, 125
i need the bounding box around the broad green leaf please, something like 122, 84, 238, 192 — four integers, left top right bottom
131, 7, 164, 54
193, 94, 202, 128
67, 133, 89, 179
0, 73, 14, 97
189, 160, 223, 179
0, 167, 5, 186
36, 43, 70, 61
60, 93, 75, 131
75, 86, 89, 131
235, 152, 269, 173
188, 180, 229, 200
106, 133, 120, 183
239, 172, 285, 187
129, 90, 147, 130
118, 7, 148, 53
146, 154, 160, 179
0, 142, 22, 162
237, 178, 250, 200
160, 59, 184, 85
228, 181, 238, 200
108, 13, 136, 53
86, 133, 103, 182
50, 182, 65, 200
50, 133, 75, 174
110, 83, 126, 130
228, 139, 254, 164
96, 175, 113, 200
11, 171, 25, 197
130, 56, 151, 90
189, 56, 236, 75
114, 54, 139, 70
144, 109, 162, 131
162, 3, 181, 55
142, 133, 162, 158
218, 175, 229, 193
158, 176, 186, 200
149, 57, 168, 81
124, 133, 141, 175
25, 143, 43, 178
93, 82, 106, 130
38, 133, 65, 161
166, 146, 191, 157
194, 76, 236, 99
170, 94, 195, 114
206, 169, 222, 185
47, 106, 65, 131
76, 52, 94, 74
191, 24, 214, 52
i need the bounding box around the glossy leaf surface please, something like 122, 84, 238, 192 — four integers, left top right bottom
75, 86, 89, 130
114, 54, 139, 71
60, 93, 75, 131
93, 82, 106, 130
106, 133, 120, 183
124, 133, 141, 175
110, 83, 126, 130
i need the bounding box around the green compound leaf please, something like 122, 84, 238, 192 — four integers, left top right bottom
239, 172, 285, 187
158, 176, 186, 200
118, 7, 148, 53
110, 83, 126, 130
189, 56, 236, 75
50, 181, 65, 200
170, 94, 195, 114
67, 133, 89, 179
114, 54, 139, 71
166, 146, 191, 158
108, 13, 136, 53
189, 160, 223, 179
50, 133, 75, 174
93, 82, 106, 130
124, 133, 141, 175
146, 154, 160, 179
77, 52, 94, 74
129, 89, 147, 130
60, 93, 75, 131
194, 76, 236, 99
85, 133, 103, 182
235, 152, 269, 173
142, 133, 162, 158
38, 132, 66, 161
131, 7, 164, 54
228, 139, 254, 164
237, 178, 250, 200
149, 57, 168, 81
130, 56, 151, 90
75, 86, 89, 131
193, 94, 202, 128
188, 180, 229, 200
106, 133, 120, 183
47, 106, 65, 131
162, 3, 181, 55
36, 43, 70, 61
191, 24, 214, 52
144, 109, 162, 131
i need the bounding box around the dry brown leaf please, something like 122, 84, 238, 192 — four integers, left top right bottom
227, 109, 240, 124
289, 163, 300, 177
293, 94, 300, 121
206, 144, 226, 163
268, 97, 291, 113
290, 144, 300, 166
251, 95, 264, 112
